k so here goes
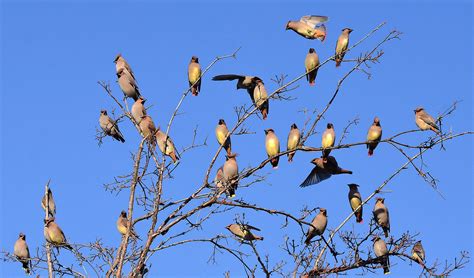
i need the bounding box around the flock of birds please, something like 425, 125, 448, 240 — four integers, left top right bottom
12, 15, 440, 276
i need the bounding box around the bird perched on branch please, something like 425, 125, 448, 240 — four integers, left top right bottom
286, 15, 329, 42
117, 68, 141, 101
117, 210, 140, 240
347, 184, 363, 223
287, 123, 300, 162
13, 233, 30, 274
226, 223, 263, 241
99, 110, 125, 143
253, 79, 269, 120
215, 119, 232, 155
373, 197, 390, 238
372, 235, 390, 274
215, 166, 235, 198
335, 28, 353, 67
44, 218, 73, 250
139, 115, 157, 144
305, 48, 320, 86
188, 56, 202, 96
265, 129, 280, 169
300, 156, 352, 187
114, 53, 137, 81
412, 240, 426, 264
367, 117, 382, 156
414, 107, 440, 134
155, 128, 180, 163
321, 123, 336, 160
223, 153, 239, 196
41, 187, 56, 217
305, 208, 328, 245
131, 97, 147, 125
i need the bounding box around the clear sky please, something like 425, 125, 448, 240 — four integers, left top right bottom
1, 0, 473, 277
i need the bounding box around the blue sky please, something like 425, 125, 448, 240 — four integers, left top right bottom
1, 0, 472, 277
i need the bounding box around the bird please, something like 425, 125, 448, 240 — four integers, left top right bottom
155, 128, 180, 163
114, 53, 136, 81
414, 107, 440, 134
286, 15, 329, 41
287, 123, 301, 162
99, 110, 125, 143
117, 211, 140, 239
43, 218, 72, 250
215, 166, 235, 198
139, 115, 157, 144
321, 123, 336, 159
188, 56, 202, 96
41, 187, 56, 217
412, 240, 426, 264
347, 184, 363, 223
367, 117, 382, 156
215, 119, 232, 155
335, 28, 353, 67
131, 97, 147, 125
211, 74, 262, 104
226, 223, 263, 241
305, 208, 328, 245
223, 153, 239, 196
117, 68, 141, 101
373, 197, 390, 238
305, 48, 320, 86
253, 79, 269, 120
265, 129, 280, 169
372, 235, 390, 274
300, 156, 352, 187
13, 233, 30, 274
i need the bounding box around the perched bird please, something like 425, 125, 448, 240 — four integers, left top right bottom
367, 117, 382, 156
373, 236, 390, 274
215, 119, 232, 155
114, 53, 136, 81
155, 129, 180, 163
265, 129, 280, 169
286, 15, 329, 41
13, 233, 30, 274
43, 218, 72, 250
226, 223, 263, 241
253, 79, 269, 120
300, 156, 352, 187
188, 56, 202, 96
215, 166, 235, 198
321, 123, 336, 159
212, 74, 262, 104
99, 110, 125, 143
131, 97, 147, 124
117, 68, 141, 101
347, 184, 363, 223
223, 153, 239, 196
117, 211, 140, 239
287, 123, 301, 162
412, 240, 426, 264
305, 48, 320, 86
335, 28, 353, 67
414, 107, 440, 134
139, 115, 157, 143
305, 208, 328, 245
41, 187, 56, 217
373, 197, 390, 238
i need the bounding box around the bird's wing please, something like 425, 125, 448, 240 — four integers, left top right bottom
300, 15, 329, 28
243, 224, 261, 231
299, 167, 331, 187
420, 113, 439, 129
212, 74, 244, 81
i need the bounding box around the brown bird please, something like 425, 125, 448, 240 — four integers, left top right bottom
226, 223, 263, 241
412, 240, 426, 264
99, 110, 125, 143
223, 153, 239, 196
155, 128, 180, 163
373, 235, 390, 274
305, 48, 320, 86
117, 68, 141, 101
373, 197, 390, 238
335, 28, 353, 67
131, 97, 147, 125
188, 56, 202, 96
300, 156, 352, 187
41, 187, 56, 217
347, 184, 363, 223
287, 123, 301, 162
414, 107, 440, 134
286, 15, 329, 41
265, 129, 280, 169
44, 218, 72, 250
139, 115, 156, 144
117, 211, 140, 239
114, 53, 136, 81
215, 166, 235, 198
367, 117, 382, 156
305, 208, 328, 245
215, 119, 232, 155
321, 123, 336, 159
253, 79, 269, 120
13, 233, 31, 274
212, 75, 263, 106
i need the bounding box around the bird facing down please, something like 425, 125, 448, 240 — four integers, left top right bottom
99, 110, 125, 143
43, 218, 73, 250
286, 15, 329, 42
414, 107, 440, 134
335, 28, 353, 67
348, 184, 363, 223
215, 119, 232, 155
321, 123, 336, 159
265, 129, 280, 169
305, 208, 328, 245
373, 197, 390, 238
287, 123, 301, 162
117, 68, 141, 101
226, 223, 263, 241
114, 53, 137, 81
41, 187, 56, 217
117, 210, 140, 239
13, 233, 31, 274
367, 117, 382, 156
305, 48, 320, 86
188, 56, 202, 96
155, 128, 180, 164
412, 240, 426, 264
300, 156, 352, 187
372, 235, 390, 274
